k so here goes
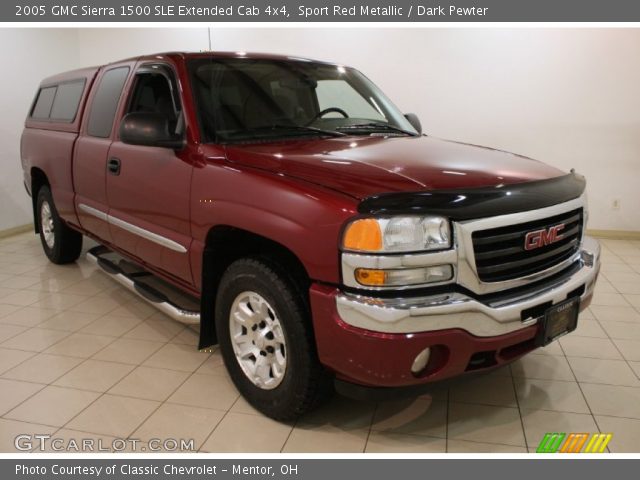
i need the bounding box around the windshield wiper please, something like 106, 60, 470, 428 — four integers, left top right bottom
336, 122, 418, 137
242, 124, 346, 138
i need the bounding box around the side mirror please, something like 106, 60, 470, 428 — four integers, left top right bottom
119, 112, 184, 149
404, 113, 422, 135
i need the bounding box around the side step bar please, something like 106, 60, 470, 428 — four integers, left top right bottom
86, 246, 200, 326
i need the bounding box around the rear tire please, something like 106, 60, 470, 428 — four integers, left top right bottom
215, 257, 332, 421
36, 186, 82, 264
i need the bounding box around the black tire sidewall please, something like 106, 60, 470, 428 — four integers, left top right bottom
36, 187, 61, 261
36, 186, 82, 264
216, 259, 317, 419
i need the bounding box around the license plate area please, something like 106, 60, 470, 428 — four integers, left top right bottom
535, 297, 580, 346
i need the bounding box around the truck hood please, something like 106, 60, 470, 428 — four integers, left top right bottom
223, 135, 565, 199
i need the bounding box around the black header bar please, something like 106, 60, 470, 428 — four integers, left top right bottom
5, 0, 640, 22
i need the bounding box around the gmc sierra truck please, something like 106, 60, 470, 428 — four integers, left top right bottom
21, 52, 600, 420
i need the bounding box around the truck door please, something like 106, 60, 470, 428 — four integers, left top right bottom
74, 63, 133, 244
106, 63, 193, 285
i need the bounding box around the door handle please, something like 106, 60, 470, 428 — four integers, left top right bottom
107, 157, 121, 175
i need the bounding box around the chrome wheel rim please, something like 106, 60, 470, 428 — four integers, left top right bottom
40, 201, 55, 249
229, 291, 287, 390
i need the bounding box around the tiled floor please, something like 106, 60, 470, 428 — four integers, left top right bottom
1, 232, 640, 453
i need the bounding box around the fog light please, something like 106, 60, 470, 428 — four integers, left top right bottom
354, 265, 453, 287
411, 347, 431, 374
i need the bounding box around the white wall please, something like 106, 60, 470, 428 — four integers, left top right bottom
206, 28, 640, 232
0, 27, 208, 232
0, 29, 79, 231
75, 28, 208, 66
2, 27, 639, 232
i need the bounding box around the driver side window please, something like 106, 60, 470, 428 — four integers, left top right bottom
316, 80, 385, 121
127, 69, 181, 133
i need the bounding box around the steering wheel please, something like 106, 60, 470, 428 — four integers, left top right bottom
307, 107, 349, 125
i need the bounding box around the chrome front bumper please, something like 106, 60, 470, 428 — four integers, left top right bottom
336, 236, 600, 337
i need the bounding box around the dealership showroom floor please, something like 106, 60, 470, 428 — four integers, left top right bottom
0, 232, 638, 453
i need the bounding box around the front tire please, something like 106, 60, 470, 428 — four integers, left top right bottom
215, 257, 332, 420
36, 186, 82, 264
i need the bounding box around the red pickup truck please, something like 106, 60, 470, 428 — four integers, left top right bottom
21, 52, 600, 420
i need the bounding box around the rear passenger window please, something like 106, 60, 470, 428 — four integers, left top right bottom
50, 80, 85, 121
31, 86, 57, 119
87, 67, 130, 138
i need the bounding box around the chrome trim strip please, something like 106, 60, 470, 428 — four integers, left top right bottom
86, 249, 199, 326
78, 203, 108, 222
341, 250, 457, 290
335, 236, 600, 337
108, 215, 187, 253
77, 203, 187, 254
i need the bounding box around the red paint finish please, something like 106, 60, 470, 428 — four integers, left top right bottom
22, 51, 568, 294
72, 135, 113, 243
21, 52, 582, 392
21, 128, 80, 225
310, 283, 539, 387
73, 61, 137, 243
190, 147, 358, 286
106, 141, 194, 283
21, 66, 98, 227
105, 57, 197, 284
225, 135, 564, 200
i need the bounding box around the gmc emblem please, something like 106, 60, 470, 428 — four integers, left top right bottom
524, 224, 565, 251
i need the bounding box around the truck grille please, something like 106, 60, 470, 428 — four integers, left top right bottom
472, 208, 583, 282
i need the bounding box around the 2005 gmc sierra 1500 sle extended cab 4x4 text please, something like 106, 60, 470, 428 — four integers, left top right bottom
20, 51, 600, 420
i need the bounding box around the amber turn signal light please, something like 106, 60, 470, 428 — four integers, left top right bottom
342, 219, 382, 252
354, 268, 387, 286
355, 265, 454, 287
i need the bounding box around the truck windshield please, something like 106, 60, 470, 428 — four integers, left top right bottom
188, 57, 418, 143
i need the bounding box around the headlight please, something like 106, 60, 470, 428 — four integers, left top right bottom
342, 216, 451, 253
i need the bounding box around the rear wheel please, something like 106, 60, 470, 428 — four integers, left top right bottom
37, 186, 82, 264
215, 257, 332, 420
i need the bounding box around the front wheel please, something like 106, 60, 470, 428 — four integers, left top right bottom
215, 258, 332, 420
37, 186, 82, 264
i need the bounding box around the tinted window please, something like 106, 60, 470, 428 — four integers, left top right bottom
50, 80, 85, 121
189, 59, 416, 143
87, 67, 129, 138
128, 72, 180, 132
128, 74, 177, 116
316, 80, 385, 121
31, 86, 56, 119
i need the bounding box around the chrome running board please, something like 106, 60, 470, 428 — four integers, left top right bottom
86, 246, 200, 326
